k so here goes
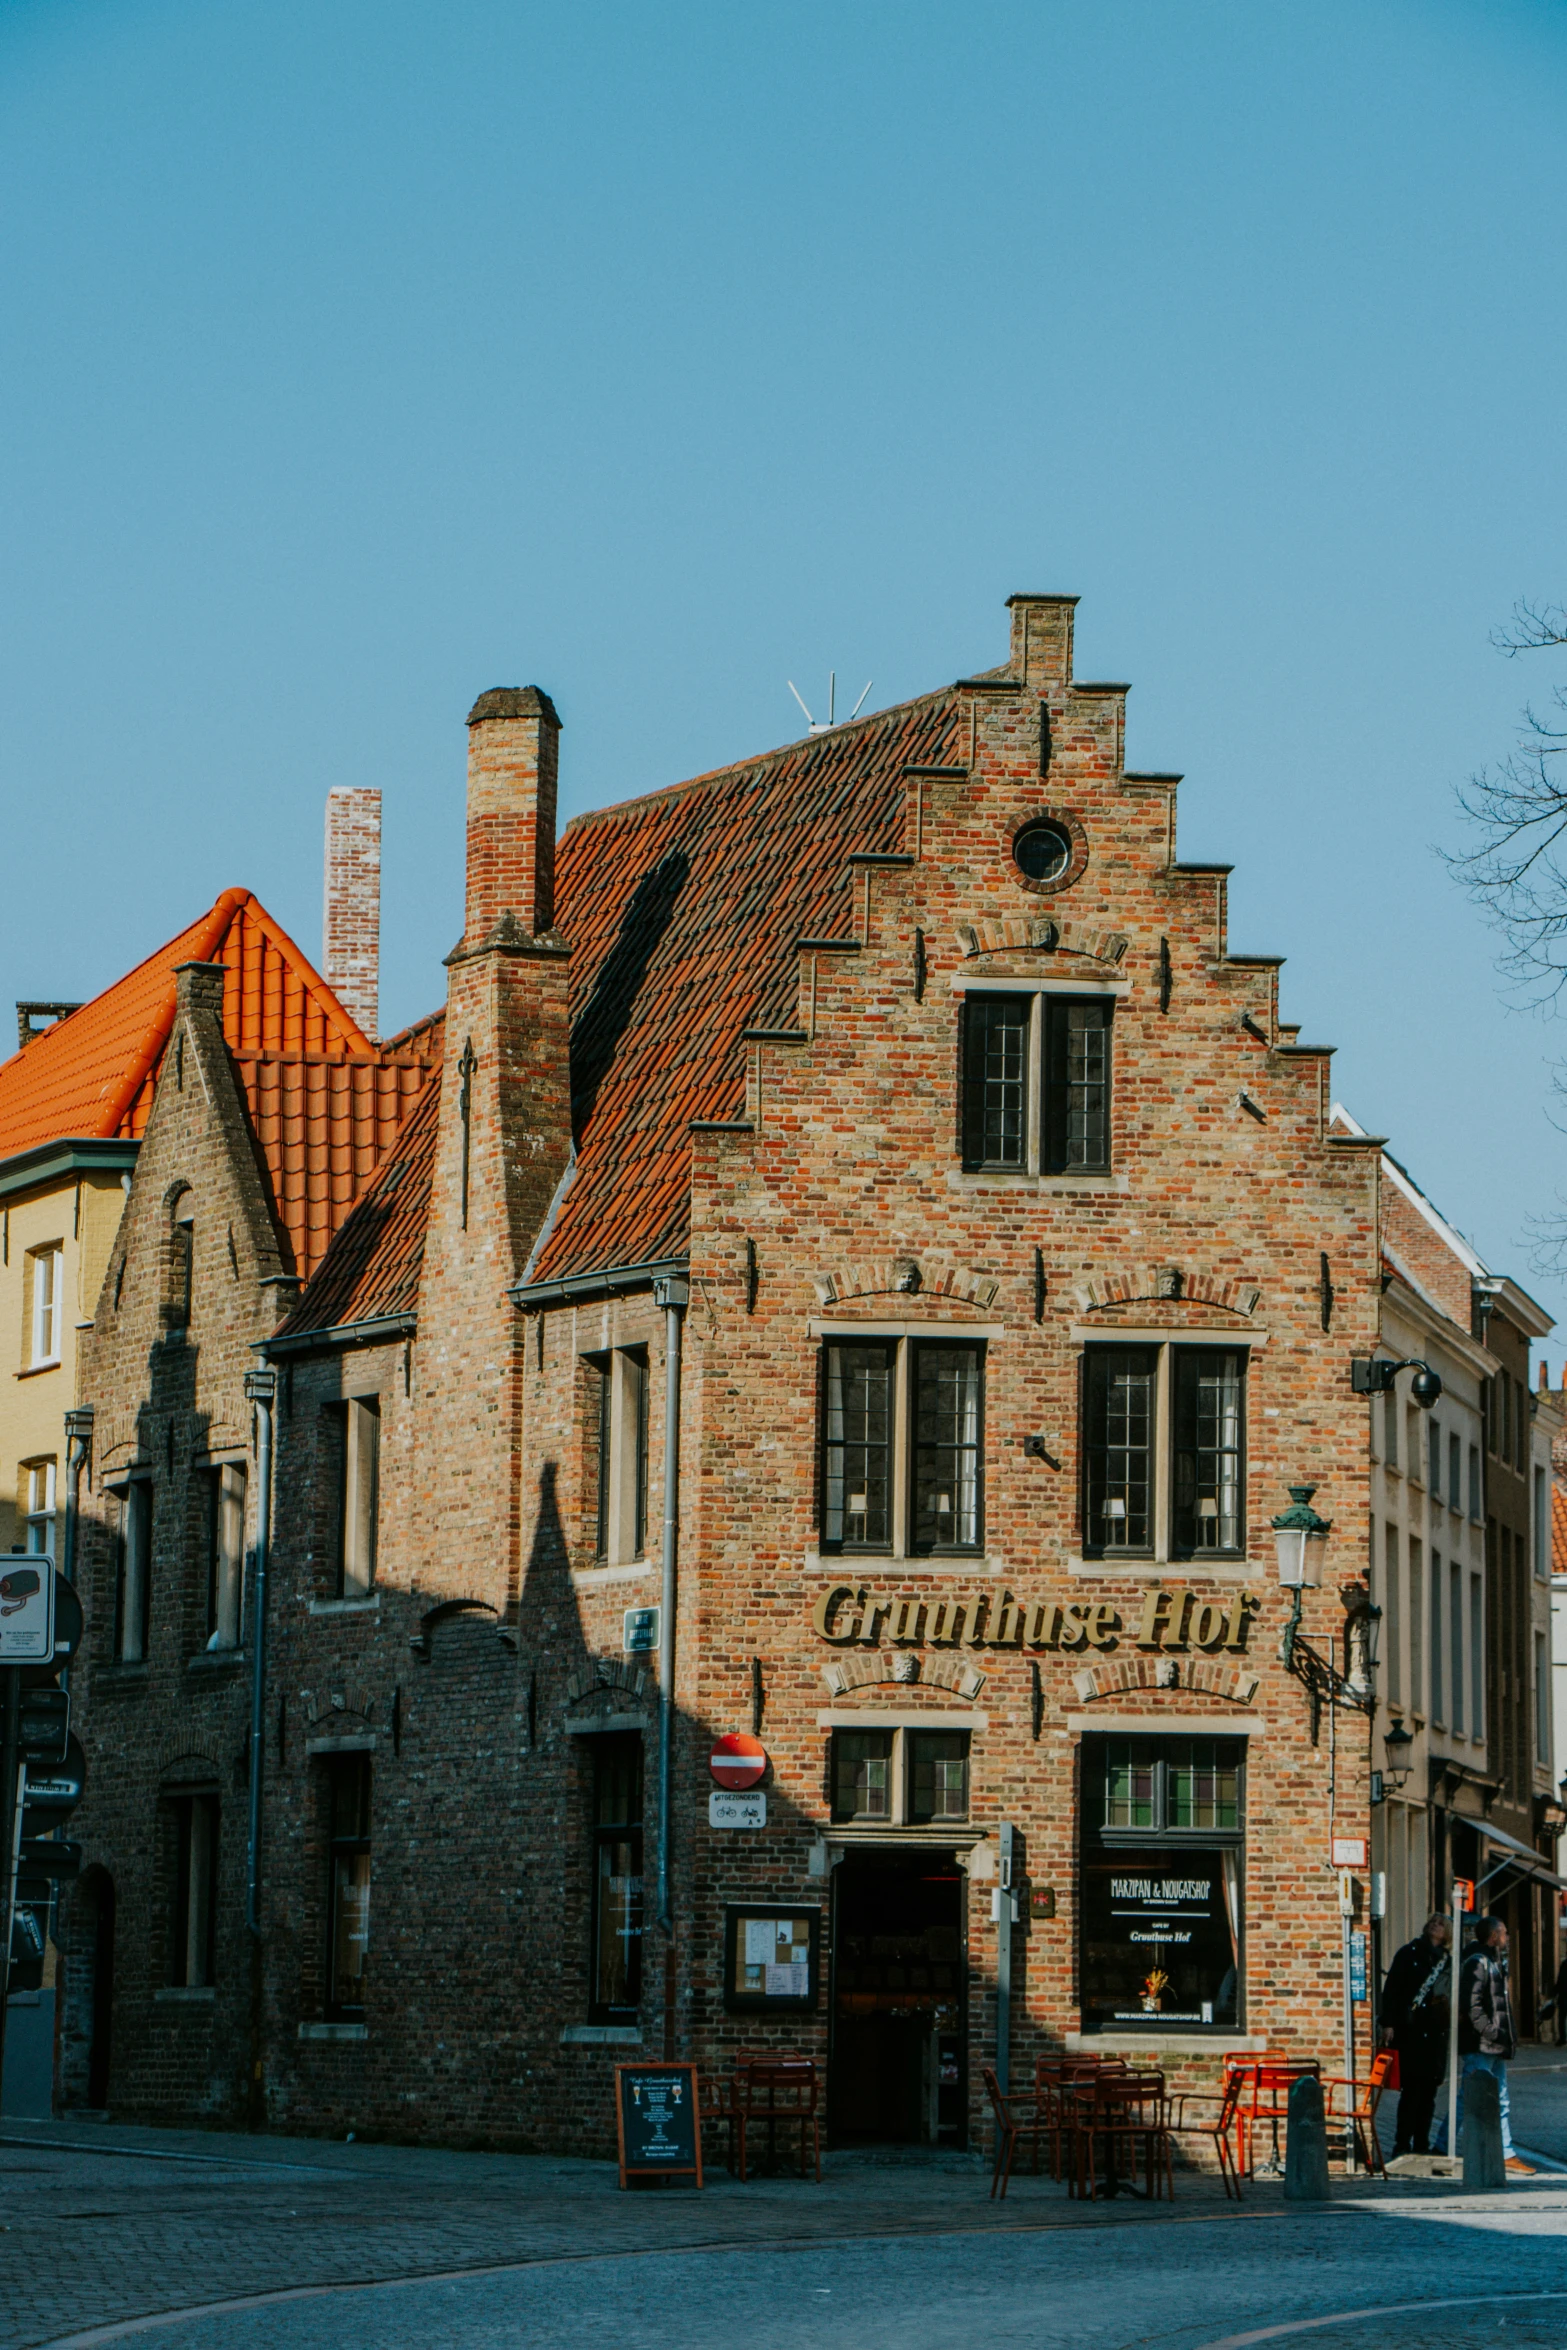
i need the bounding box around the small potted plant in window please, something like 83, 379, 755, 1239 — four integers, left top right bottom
1141, 1966, 1169, 2015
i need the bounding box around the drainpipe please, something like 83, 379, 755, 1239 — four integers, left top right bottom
651, 1275, 688, 1938
243, 1368, 277, 1939
61, 1408, 94, 1591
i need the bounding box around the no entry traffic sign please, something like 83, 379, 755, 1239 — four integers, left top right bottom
709, 1733, 767, 1791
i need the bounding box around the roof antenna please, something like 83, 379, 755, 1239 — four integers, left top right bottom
787, 671, 875, 737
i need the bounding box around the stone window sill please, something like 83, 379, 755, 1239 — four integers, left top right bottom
298, 2021, 367, 2042
803, 1550, 1011, 1578
95, 1662, 149, 1686
307, 1595, 380, 1616
947, 1170, 1127, 1195
154, 1986, 215, 2004
1067, 2031, 1268, 2057
559, 2024, 642, 2046
187, 1649, 248, 1674
16, 1359, 62, 1380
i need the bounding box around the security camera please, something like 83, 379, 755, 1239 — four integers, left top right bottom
1410, 1365, 1443, 1410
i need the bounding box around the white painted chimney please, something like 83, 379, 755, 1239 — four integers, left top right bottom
323, 786, 381, 1040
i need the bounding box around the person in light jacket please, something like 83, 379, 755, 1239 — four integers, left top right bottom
1435, 1915, 1534, 2175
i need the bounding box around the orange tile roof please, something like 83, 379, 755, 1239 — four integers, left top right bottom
1553, 1479, 1567, 1577
276, 1052, 443, 1334
533, 688, 961, 1281
0, 888, 442, 1284
0, 888, 373, 1158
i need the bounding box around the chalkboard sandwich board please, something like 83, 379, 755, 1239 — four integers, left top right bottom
615, 2063, 703, 2190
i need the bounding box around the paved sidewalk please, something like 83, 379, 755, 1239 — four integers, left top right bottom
0, 2117, 1398, 2350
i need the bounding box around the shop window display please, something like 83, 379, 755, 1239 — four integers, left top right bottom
1080, 1734, 1244, 2034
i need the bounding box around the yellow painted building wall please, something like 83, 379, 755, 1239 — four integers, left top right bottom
0, 1165, 131, 1550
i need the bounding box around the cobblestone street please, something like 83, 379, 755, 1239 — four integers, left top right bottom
4, 2049, 1567, 2350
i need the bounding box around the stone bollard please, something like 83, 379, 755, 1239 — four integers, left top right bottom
1461, 2068, 1506, 2190
1284, 2073, 1330, 2200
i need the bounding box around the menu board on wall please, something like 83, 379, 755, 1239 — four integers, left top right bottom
723, 1906, 821, 2013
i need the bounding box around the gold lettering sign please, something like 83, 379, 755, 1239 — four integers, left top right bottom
810, 1583, 1258, 1656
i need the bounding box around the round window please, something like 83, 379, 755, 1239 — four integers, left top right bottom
1013, 821, 1073, 886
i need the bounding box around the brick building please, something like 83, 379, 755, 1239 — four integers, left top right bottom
0, 885, 409, 2110
65, 595, 1445, 2148
53, 908, 438, 2113
1338, 1115, 1563, 2006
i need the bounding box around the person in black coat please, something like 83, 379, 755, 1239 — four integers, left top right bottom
1380, 1913, 1452, 2156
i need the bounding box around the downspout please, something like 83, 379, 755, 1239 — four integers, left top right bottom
244, 1368, 277, 1940
243, 1363, 277, 2133
61, 1409, 94, 1593
652, 1275, 689, 1939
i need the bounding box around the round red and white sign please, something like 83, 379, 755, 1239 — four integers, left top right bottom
709, 1734, 767, 1791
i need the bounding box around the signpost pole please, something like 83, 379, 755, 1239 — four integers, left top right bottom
1339, 1883, 1356, 2175
0, 1664, 23, 2092
1447, 1875, 1464, 2162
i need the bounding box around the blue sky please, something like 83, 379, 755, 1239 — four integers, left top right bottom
3, 0, 1567, 1335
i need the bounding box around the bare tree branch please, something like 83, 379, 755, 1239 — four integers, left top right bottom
1446, 605, 1567, 1004
1494, 598, 1567, 655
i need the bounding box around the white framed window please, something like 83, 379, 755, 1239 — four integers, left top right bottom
167, 1790, 218, 1987
1537, 1632, 1552, 1768
821, 1335, 985, 1558
205, 1462, 246, 1649
114, 1477, 152, 1662
28, 1244, 63, 1366
24, 1458, 56, 1555
1082, 1343, 1247, 1562
337, 1397, 380, 1598
584, 1350, 649, 1566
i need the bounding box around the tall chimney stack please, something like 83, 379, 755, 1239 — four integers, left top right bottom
323, 785, 381, 1040
464, 688, 561, 945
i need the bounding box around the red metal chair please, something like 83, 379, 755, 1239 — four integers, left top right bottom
1029, 2054, 1128, 2178
982, 2065, 1021, 2199
1323, 2050, 1394, 2178
1167, 2065, 1246, 2199
730, 2057, 821, 2182
1069, 2070, 1171, 2202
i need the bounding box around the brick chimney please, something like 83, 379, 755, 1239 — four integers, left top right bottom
323, 786, 381, 1039
465, 688, 561, 945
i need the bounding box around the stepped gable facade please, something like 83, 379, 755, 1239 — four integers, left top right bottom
67, 597, 1388, 2154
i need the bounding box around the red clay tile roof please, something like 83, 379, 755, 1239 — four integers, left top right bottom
239, 1027, 441, 1286
1553, 1479, 1567, 1577
284, 690, 959, 1332
0, 888, 372, 1158
274, 1044, 443, 1333
0, 888, 442, 1286
531, 688, 961, 1282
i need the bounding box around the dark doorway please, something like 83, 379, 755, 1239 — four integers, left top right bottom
830, 1847, 966, 2147
59, 1868, 114, 2111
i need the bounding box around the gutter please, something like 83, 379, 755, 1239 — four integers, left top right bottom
0, 1137, 138, 1201
258, 1312, 417, 1358
510, 1254, 689, 1313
